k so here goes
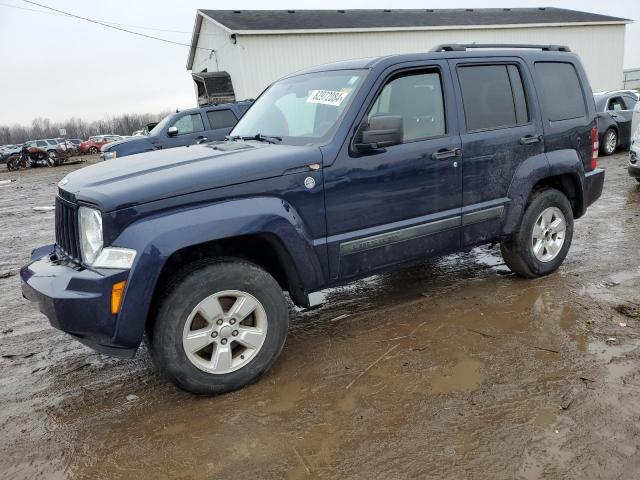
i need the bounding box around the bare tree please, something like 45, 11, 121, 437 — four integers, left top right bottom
0, 111, 171, 145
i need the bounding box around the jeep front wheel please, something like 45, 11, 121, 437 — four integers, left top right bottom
500, 189, 574, 278
151, 260, 289, 395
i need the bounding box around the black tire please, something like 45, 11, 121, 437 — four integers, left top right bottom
88, 146, 98, 154
500, 189, 574, 278
150, 259, 289, 395
600, 128, 617, 156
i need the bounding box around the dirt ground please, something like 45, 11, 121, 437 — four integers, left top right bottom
1, 152, 640, 479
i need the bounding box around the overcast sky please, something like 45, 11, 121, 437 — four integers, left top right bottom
0, 0, 637, 125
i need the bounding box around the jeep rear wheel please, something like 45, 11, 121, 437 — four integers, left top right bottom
150, 259, 289, 395
500, 189, 574, 278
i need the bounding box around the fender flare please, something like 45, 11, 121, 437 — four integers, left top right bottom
502, 150, 587, 235
109, 196, 324, 349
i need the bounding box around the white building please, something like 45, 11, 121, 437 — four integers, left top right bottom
186, 8, 630, 104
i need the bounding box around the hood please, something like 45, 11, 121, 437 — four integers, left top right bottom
101, 135, 151, 153
60, 142, 322, 211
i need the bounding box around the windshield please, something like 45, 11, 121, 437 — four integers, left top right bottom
230, 69, 366, 146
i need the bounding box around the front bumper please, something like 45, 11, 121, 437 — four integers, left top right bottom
583, 168, 605, 210
20, 245, 136, 358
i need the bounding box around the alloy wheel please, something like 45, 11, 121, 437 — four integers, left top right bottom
531, 206, 567, 262
181, 290, 268, 374
605, 130, 617, 154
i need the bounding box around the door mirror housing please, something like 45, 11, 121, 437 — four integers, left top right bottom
167, 126, 179, 137
354, 115, 403, 151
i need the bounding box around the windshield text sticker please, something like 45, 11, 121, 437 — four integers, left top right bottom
307, 90, 348, 106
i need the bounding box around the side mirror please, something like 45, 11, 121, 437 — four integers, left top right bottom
354, 115, 403, 151
167, 126, 179, 137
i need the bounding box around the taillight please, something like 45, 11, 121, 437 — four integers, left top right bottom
590, 126, 599, 170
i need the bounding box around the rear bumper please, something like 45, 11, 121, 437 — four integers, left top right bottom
20, 245, 136, 358
583, 168, 605, 209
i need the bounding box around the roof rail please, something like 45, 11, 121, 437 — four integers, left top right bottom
430, 43, 571, 52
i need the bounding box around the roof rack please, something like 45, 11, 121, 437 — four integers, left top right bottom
430, 43, 571, 52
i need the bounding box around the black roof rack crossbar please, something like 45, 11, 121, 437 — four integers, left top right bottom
430, 43, 571, 52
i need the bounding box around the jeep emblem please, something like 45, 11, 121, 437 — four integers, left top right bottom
304, 177, 316, 189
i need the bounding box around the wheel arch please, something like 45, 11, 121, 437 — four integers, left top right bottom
503, 149, 587, 235
108, 196, 325, 350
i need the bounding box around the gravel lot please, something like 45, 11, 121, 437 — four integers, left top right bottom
1, 152, 640, 479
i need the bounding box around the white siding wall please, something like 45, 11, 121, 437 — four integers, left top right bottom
193, 22, 625, 100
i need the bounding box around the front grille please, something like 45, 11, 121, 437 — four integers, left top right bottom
55, 196, 81, 261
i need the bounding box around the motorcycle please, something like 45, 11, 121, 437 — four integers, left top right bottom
6, 144, 54, 171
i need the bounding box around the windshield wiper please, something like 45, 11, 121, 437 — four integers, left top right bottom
226, 133, 282, 144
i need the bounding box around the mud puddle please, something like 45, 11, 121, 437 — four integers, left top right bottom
2, 153, 640, 479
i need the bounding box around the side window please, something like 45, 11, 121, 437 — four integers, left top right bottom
206, 109, 238, 129
458, 64, 529, 131
535, 62, 586, 121
623, 95, 637, 111
367, 70, 446, 142
172, 113, 205, 135
36, 140, 47, 147
607, 97, 625, 111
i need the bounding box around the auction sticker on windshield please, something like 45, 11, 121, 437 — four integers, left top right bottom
307, 90, 348, 106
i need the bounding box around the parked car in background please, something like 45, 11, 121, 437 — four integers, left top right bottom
0, 144, 21, 164
594, 89, 639, 156
21, 44, 604, 394
628, 101, 640, 183
80, 135, 123, 154
101, 102, 251, 160
23, 139, 59, 157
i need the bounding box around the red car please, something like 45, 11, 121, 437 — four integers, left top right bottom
79, 135, 123, 154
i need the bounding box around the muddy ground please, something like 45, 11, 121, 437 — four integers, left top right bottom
1, 152, 640, 479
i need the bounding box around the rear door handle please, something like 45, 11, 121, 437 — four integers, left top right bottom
431, 148, 461, 160
520, 134, 542, 145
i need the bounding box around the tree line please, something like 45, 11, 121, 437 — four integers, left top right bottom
0, 112, 172, 145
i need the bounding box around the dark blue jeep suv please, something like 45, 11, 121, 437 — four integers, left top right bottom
21, 44, 604, 394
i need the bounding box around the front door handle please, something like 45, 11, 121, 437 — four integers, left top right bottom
431, 148, 461, 160
520, 134, 542, 145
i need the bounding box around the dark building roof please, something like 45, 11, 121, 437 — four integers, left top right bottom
199, 8, 629, 32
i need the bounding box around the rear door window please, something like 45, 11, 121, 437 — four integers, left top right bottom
623, 95, 638, 111
457, 64, 529, 131
535, 62, 586, 121
206, 109, 238, 129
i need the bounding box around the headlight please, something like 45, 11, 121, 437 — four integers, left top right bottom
79, 206, 103, 264
78, 206, 137, 268
93, 248, 137, 269
102, 151, 117, 160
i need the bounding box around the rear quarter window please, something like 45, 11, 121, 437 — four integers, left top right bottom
535, 62, 586, 121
